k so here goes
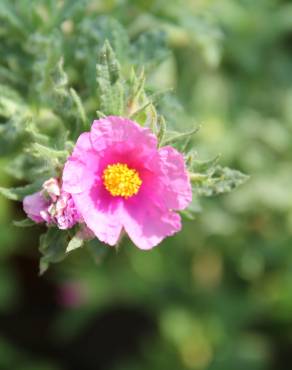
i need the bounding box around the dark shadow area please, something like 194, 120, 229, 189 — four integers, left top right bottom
0, 255, 157, 370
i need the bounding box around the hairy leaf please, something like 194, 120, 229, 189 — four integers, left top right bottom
0, 181, 43, 201
66, 234, 84, 253
13, 218, 35, 227
39, 228, 68, 274
96, 41, 124, 116
191, 166, 249, 197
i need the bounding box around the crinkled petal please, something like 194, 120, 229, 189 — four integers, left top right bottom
71, 132, 94, 162
72, 185, 122, 246
43, 178, 61, 202
122, 195, 181, 250
91, 116, 157, 156
23, 191, 49, 223
63, 133, 100, 194
62, 158, 95, 194
158, 146, 192, 210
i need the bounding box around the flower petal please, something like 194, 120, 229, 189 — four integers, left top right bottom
122, 195, 181, 250
158, 146, 192, 210
62, 159, 93, 194
71, 132, 94, 162
23, 191, 49, 223
63, 133, 100, 194
72, 185, 123, 246
91, 116, 157, 156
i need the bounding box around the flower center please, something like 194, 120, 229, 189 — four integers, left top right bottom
102, 163, 142, 198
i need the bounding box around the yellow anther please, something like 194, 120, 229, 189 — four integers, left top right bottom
102, 163, 142, 198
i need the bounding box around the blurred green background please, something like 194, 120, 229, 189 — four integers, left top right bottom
1, 0, 292, 369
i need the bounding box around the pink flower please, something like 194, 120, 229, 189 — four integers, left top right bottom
43, 177, 61, 202
23, 191, 51, 223
54, 191, 81, 230
62, 116, 192, 249
23, 179, 80, 230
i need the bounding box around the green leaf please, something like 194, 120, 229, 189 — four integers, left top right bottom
187, 154, 221, 173
157, 115, 167, 144
69, 87, 88, 130
101, 40, 121, 85
30, 142, 69, 161
131, 30, 170, 69
181, 196, 202, 220
39, 228, 68, 274
191, 166, 249, 197
25, 142, 69, 176
13, 218, 35, 227
25, 119, 50, 145
96, 40, 124, 116
66, 234, 84, 253
0, 1, 24, 32
160, 126, 201, 147
29, 32, 62, 101
86, 239, 108, 264
5, 154, 54, 182
126, 69, 160, 127
51, 58, 68, 89
127, 69, 146, 116
0, 181, 43, 201
50, 58, 87, 139
0, 84, 25, 117
0, 119, 24, 156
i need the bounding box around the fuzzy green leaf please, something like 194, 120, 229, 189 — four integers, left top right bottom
30, 142, 69, 161
39, 228, 68, 274
181, 197, 202, 220
191, 166, 249, 197
66, 234, 84, 253
86, 239, 108, 264
131, 30, 170, 68
187, 154, 221, 173
25, 120, 50, 145
13, 218, 35, 227
50, 58, 87, 139
0, 181, 43, 201
96, 41, 124, 116
160, 126, 200, 147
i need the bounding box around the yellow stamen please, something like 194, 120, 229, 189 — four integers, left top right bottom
102, 163, 142, 198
